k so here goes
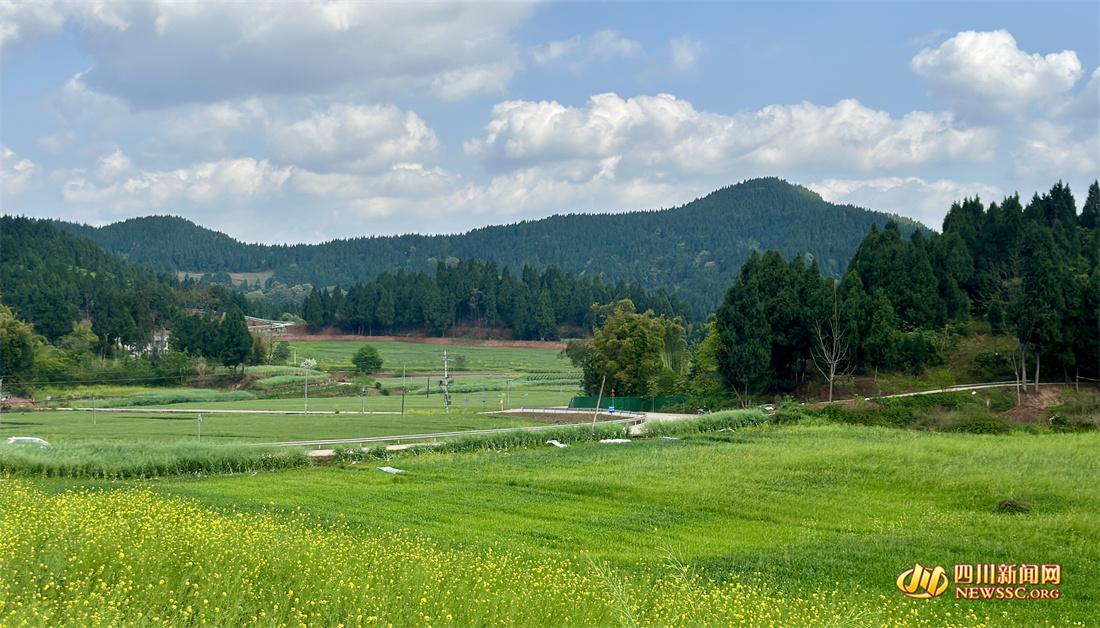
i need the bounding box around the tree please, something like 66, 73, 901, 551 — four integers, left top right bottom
351, 344, 384, 374
271, 340, 292, 364
219, 307, 253, 369
811, 287, 852, 403
248, 333, 268, 366
587, 300, 664, 397
302, 287, 324, 331
713, 253, 774, 403
1, 305, 37, 395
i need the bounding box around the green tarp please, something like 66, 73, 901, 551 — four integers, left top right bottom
567, 395, 687, 412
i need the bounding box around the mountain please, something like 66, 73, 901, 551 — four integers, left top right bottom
55, 178, 927, 315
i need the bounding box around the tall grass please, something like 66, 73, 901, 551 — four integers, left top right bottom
244, 365, 321, 376
642, 409, 768, 436
0, 441, 308, 479
87, 389, 256, 408
254, 373, 330, 389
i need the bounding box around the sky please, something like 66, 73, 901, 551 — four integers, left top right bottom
1, 1, 1097, 244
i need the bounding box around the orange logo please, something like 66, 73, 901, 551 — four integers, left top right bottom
897, 563, 949, 598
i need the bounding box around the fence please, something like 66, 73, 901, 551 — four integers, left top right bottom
568, 395, 687, 412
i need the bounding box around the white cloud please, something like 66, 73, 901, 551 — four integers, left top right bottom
62, 158, 291, 208
430, 62, 518, 101
268, 104, 441, 171
533, 30, 643, 74
910, 29, 1084, 121
0, 0, 129, 51
37, 131, 77, 154
161, 101, 258, 151
1, 146, 41, 195
1053, 67, 1100, 119
669, 36, 703, 73
53, 71, 128, 124
810, 177, 1003, 229
49, 2, 535, 108
94, 149, 133, 183
1013, 120, 1099, 181
466, 93, 994, 174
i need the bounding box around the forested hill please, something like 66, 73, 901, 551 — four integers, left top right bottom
55, 178, 926, 315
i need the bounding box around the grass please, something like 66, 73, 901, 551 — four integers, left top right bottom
0, 408, 541, 444
253, 373, 331, 389
0, 441, 307, 479
4, 423, 1095, 627
287, 340, 572, 372
76, 389, 258, 408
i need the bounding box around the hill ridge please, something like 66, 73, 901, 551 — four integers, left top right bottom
50, 177, 927, 315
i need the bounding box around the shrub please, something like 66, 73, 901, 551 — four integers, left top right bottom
955, 415, 1010, 434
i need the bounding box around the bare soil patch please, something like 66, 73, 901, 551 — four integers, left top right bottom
2, 397, 40, 410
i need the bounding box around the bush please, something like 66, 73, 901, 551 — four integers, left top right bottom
352, 345, 384, 374
955, 415, 1011, 434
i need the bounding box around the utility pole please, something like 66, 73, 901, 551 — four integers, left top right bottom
361, 386, 366, 413
401, 363, 406, 416
197, 414, 202, 440
440, 350, 452, 412
592, 376, 606, 431
304, 378, 308, 412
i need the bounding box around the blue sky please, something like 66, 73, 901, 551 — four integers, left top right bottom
2, 1, 1097, 244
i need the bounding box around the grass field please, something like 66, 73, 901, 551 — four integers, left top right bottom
2, 423, 1095, 627
0, 408, 540, 443
288, 340, 572, 372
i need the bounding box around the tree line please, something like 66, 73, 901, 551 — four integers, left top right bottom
296, 258, 691, 340
56, 177, 923, 317
704, 181, 1098, 400
562, 180, 1097, 404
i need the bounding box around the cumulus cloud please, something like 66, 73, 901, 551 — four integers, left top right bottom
62, 158, 291, 208
466, 92, 994, 174
268, 104, 441, 171
533, 30, 643, 74
55, 2, 533, 108
1, 146, 41, 195
810, 177, 1004, 229
1013, 120, 1099, 181
94, 149, 133, 183
1053, 67, 1100, 119
910, 29, 1084, 121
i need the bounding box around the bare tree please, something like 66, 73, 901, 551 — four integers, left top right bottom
811, 292, 852, 404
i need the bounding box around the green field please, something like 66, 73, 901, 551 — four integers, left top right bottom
0, 408, 541, 444
2, 423, 1095, 627
287, 339, 573, 372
